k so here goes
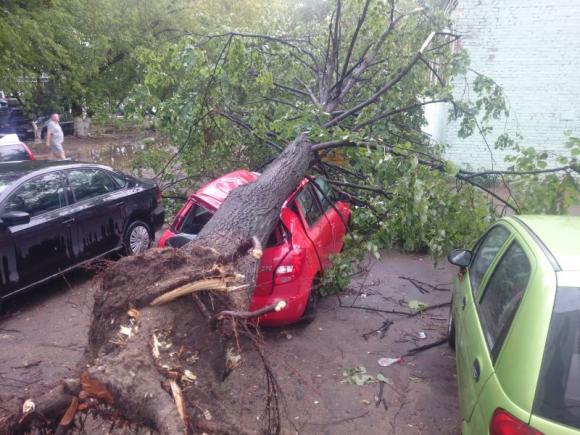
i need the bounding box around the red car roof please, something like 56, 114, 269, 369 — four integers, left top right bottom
193, 169, 259, 209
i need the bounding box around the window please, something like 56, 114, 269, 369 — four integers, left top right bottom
4, 173, 65, 216
534, 286, 580, 429
478, 241, 531, 354
311, 177, 336, 213
68, 169, 119, 202
0, 144, 29, 162
109, 171, 127, 188
469, 225, 510, 294
180, 203, 213, 235
296, 186, 323, 226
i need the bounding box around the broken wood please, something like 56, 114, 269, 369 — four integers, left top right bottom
54, 397, 79, 435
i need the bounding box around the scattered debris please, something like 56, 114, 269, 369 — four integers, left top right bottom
408, 300, 428, 311
375, 381, 388, 410
398, 276, 450, 293
417, 331, 427, 339
225, 347, 242, 370
377, 357, 401, 368
362, 319, 393, 340
342, 367, 376, 386
376, 373, 392, 384
21, 399, 35, 415
127, 308, 140, 319
404, 338, 447, 357
170, 380, 188, 427
182, 370, 197, 383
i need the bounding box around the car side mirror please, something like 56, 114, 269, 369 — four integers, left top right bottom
447, 249, 472, 267
0, 210, 30, 227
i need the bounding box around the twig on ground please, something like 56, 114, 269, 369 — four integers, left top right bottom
302, 410, 370, 427
362, 319, 393, 340
337, 296, 450, 318
407, 302, 451, 318
375, 382, 385, 408
404, 337, 447, 356
10, 361, 41, 369
398, 276, 450, 292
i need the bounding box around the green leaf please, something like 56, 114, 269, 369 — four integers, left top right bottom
408, 300, 428, 310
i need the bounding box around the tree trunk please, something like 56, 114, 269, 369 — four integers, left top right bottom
1, 135, 313, 435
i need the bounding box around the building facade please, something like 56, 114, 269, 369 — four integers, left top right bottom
427, 0, 580, 170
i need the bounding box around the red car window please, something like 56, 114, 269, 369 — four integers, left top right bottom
295, 185, 323, 227
180, 203, 213, 235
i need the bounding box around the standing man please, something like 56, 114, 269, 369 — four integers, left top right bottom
45, 113, 66, 160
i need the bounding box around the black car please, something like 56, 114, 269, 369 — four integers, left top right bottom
0, 161, 164, 302
0, 108, 34, 139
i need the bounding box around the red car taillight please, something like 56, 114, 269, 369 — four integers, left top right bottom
22, 143, 35, 160
490, 409, 543, 435
274, 249, 304, 285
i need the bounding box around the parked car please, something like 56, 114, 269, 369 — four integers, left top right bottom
0, 134, 35, 162
447, 215, 580, 435
0, 161, 164, 302
158, 170, 350, 326
0, 107, 34, 139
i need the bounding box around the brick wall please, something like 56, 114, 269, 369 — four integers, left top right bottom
439, 0, 580, 170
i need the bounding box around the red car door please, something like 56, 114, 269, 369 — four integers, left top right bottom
310, 177, 350, 253
294, 184, 333, 269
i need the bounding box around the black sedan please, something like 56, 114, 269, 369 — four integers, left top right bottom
0, 107, 34, 139
0, 161, 164, 302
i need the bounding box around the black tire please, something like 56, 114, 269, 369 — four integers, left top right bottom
447, 302, 456, 350
301, 277, 321, 324
123, 220, 152, 255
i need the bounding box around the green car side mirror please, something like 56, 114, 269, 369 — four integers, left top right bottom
448, 249, 472, 267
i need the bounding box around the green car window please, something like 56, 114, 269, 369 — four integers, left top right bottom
478, 241, 531, 355
469, 225, 510, 294
534, 286, 580, 429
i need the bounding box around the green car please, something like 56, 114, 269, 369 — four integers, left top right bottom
447, 215, 580, 435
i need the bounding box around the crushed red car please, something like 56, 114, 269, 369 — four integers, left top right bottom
158, 170, 350, 326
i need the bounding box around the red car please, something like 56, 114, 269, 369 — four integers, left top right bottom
158, 170, 350, 326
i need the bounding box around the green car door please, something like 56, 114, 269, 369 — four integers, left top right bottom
452, 224, 511, 427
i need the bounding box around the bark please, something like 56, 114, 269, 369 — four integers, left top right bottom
1, 135, 313, 435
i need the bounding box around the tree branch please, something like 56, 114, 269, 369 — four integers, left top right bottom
327, 180, 392, 198
323, 32, 436, 128
337, 0, 372, 95
353, 98, 449, 130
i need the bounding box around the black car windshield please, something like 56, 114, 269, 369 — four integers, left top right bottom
0, 144, 28, 162
534, 286, 580, 429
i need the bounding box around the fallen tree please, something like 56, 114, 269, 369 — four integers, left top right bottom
2, 1, 578, 434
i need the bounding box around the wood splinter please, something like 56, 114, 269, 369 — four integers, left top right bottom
169, 380, 188, 429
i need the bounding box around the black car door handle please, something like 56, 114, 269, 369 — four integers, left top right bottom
62, 218, 75, 224
472, 359, 481, 382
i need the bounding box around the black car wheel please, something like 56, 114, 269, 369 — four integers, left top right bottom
124, 220, 152, 255
301, 277, 321, 324
447, 302, 456, 350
